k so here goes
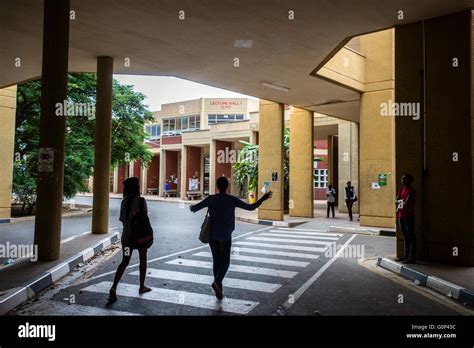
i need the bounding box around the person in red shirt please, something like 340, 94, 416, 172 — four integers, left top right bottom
395, 173, 416, 263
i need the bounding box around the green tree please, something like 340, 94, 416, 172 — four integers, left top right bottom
233, 141, 259, 192
13, 73, 153, 211
233, 128, 290, 195
111, 80, 153, 167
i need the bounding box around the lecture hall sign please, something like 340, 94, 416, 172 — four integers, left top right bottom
207, 99, 245, 110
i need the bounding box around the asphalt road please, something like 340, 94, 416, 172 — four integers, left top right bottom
11, 197, 471, 316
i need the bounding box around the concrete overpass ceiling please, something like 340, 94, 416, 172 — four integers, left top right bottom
2, 0, 474, 123
311, 100, 360, 124
313, 124, 339, 140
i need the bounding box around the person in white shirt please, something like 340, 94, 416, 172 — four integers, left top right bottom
326, 184, 336, 218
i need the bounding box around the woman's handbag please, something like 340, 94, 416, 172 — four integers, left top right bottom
130, 197, 154, 248
199, 209, 211, 244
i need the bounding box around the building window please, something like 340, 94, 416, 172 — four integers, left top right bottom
182, 115, 200, 132
163, 115, 201, 135
314, 169, 328, 188
163, 118, 179, 135
181, 116, 189, 130
208, 114, 245, 124
145, 124, 161, 140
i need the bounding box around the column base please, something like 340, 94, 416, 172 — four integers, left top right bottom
360, 215, 395, 228
289, 211, 313, 218
258, 209, 284, 221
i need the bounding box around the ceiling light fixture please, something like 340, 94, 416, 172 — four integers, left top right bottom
261, 81, 290, 93
234, 40, 253, 48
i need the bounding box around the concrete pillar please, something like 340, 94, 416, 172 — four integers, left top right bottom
177, 151, 182, 194
258, 99, 284, 221
230, 142, 239, 196
209, 140, 216, 194
359, 29, 396, 228
34, 0, 70, 261
338, 122, 359, 213
250, 131, 258, 145
180, 146, 187, 199
327, 134, 339, 192
141, 164, 148, 195
200, 147, 205, 195
0, 86, 16, 222
213, 140, 232, 193
112, 167, 119, 193
395, 21, 424, 261
128, 161, 134, 178
92, 56, 113, 235
395, 11, 474, 265
289, 107, 314, 218
159, 149, 166, 196
327, 135, 334, 188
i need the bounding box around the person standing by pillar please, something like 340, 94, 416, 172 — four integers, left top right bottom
344, 181, 357, 221
326, 184, 336, 218
395, 173, 417, 264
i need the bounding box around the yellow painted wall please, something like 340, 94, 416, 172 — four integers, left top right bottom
289, 107, 314, 217
0, 86, 16, 221
317, 46, 366, 92
258, 99, 284, 220
359, 29, 396, 228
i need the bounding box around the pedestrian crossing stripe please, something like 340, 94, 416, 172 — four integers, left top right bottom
234, 241, 327, 253
36, 301, 142, 316
231, 247, 320, 260
247, 236, 334, 246
130, 268, 281, 293
193, 251, 310, 267
75, 227, 341, 315
274, 228, 342, 236
166, 259, 298, 278
260, 232, 339, 241
80, 281, 259, 315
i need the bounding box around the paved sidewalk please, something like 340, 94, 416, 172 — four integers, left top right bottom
0, 229, 119, 293
0, 230, 119, 315
235, 205, 396, 236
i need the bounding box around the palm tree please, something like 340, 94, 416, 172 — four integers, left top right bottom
233, 141, 259, 194
233, 128, 290, 206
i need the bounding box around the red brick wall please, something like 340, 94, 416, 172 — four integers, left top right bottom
215, 140, 232, 193
133, 160, 141, 180
146, 155, 160, 190
314, 139, 329, 200
165, 151, 179, 190
117, 165, 127, 193
161, 135, 182, 145
314, 139, 327, 149
315, 187, 328, 200
186, 146, 201, 191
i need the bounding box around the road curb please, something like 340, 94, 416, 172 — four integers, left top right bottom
235, 216, 307, 228
377, 257, 474, 307
9, 208, 93, 224
0, 232, 119, 316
